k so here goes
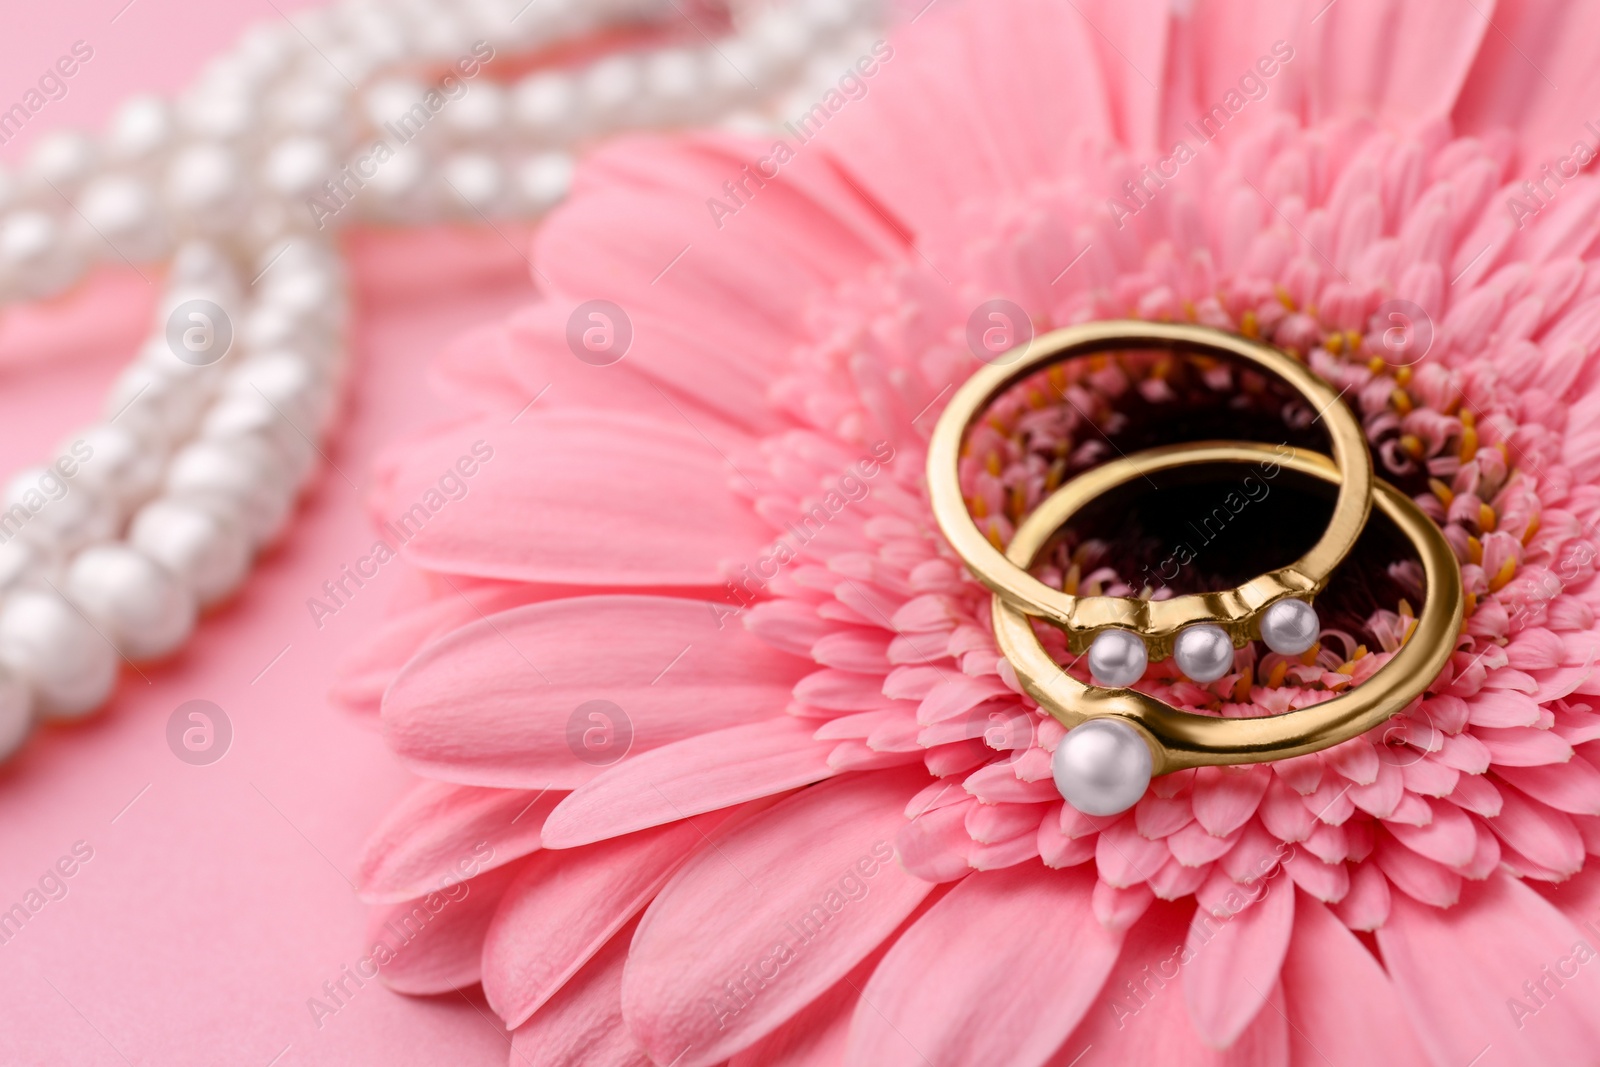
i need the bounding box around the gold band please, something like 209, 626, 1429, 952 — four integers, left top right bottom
927, 320, 1373, 655
992, 442, 1464, 774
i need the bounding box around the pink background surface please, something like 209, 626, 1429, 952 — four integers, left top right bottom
0, 3, 536, 1063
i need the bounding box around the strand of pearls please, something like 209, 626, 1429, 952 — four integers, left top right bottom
0, 0, 885, 760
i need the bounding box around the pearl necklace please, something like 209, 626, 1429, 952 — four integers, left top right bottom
0, 0, 885, 759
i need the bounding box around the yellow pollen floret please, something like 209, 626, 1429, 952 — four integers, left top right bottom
1325, 333, 1344, 355
1335, 645, 1369, 675
1478, 502, 1497, 532
985, 452, 1002, 477
1467, 535, 1484, 566
1063, 562, 1081, 596
1400, 434, 1425, 460
1368, 355, 1388, 374
985, 524, 1004, 551
1392, 389, 1414, 415
1458, 424, 1479, 461
1489, 557, 1518, 592
1395, 365, 1413, 387
1233, 668, 1253, 703
1298, 643, 1321, 666
1522, 513, 1541, 545
1266, 659, 1289, 688
1240, 310, 1260, 338
1429, 478, 1455, 507
970, 495, 988, 519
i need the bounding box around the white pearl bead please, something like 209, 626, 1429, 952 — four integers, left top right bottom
1087, 629, 1148, 688
582, 55, 643, 127
267, 80, 352, 139
169, 239, 240, 289
177, 86, 257, 141
166, 144, 246, 230
201, 394, 317, 484
0, 588, 117, 719
749, 11, 815, 73
512, 72, 577, 141
642, 50, 705, 123
1260, 599, 1320, 656
63, 425, 165, 511
26, 130, 97, 192
2, 467, 115, 552
364, 78, 430, 129
708, 41, 773, 103
78, 175, 168, 262
165, 439, 291, 546
66, 544, 196, 661
801, 0, 858, 38
1173, 623, 1236, 683
441, 153, 505, 212
106, 95, 175, 162
265, 136, 335, 201
0, 665, 34, 762
444, 82, 506, 138
130, 500, 251, 608
1051, 718, 1152, 816
515, 152, 572, 214
0, 539, 38, 593
233, 22, 301, 82
362, 143, 431, 218
0, 211, 83, 298
104, 366, 184, 449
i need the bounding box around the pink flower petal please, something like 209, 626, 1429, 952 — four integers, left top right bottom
1192, 765, 1272, 837
1385, 796, 1479, 868
364, 864, 519, 995
844, 863, 1123, 1067
1304, 0, 1492, 129
485, 815, 735, 1027
355, 781, 558, 903
1378, 871, 1600, 1064
1281, 892, 1431, 1066
379, 411, 770, 586
542, 717, 836, 848
1182, 869, 1295, 1048
383, 595, 804, 788
828, 0, 1113, 241
509, 919, 652, 1067
1455, 0, 1600, 165
621, 769, 935, 1066
1053, 898, 1289, 1064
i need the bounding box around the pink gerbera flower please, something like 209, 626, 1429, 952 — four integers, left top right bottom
338, 1, 1600, 1063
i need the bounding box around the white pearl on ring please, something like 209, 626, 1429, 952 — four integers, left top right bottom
1173, 623, 1235, 683
1087, 629, 1147, 688
1260, 598, 1320, 655
1051, 718, 1153, 816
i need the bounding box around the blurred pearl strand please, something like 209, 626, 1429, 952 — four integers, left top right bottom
0, 0, 885, 759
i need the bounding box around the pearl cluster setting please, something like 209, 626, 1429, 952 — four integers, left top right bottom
0, 0, 886, 763
1084, 598, 1321, 690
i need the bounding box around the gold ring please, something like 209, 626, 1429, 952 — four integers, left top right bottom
992, 442, 1463, 813
927, 321, 1373, 662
